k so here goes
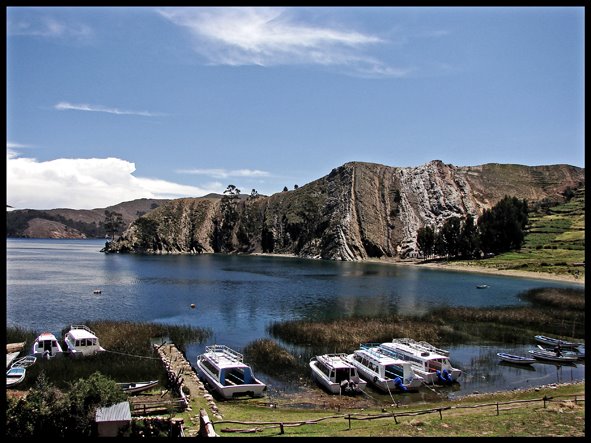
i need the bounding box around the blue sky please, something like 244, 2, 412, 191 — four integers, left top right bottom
6, 6, 585, 210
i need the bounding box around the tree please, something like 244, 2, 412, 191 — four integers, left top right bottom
478, 196, 528, 254
103, 210, 124, 240
416, 225, 435, 259
439, 216, 462, 258
283, 186, 288, 192
459, 214, 480, 258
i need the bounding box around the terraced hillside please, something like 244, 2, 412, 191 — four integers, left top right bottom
467, 187, 585, 279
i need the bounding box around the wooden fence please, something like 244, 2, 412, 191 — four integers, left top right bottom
211, 393, 584, 435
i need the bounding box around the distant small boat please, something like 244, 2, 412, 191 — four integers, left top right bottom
93, 289, 102, 294
116, 380, 159, 394
476, 284, 489, 289
6, 366, 26, 387
497, 352, 536, 365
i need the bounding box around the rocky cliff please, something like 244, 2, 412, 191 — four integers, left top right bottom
102, 161, 584, 260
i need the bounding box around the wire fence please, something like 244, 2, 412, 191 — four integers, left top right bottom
211, 393, 584, 435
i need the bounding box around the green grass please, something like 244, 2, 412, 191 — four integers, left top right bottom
462, 188, 585, 278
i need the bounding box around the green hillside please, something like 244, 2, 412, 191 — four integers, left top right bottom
466, 187, 585, 279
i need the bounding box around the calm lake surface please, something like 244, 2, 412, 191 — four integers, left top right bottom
6, 238, 585, 402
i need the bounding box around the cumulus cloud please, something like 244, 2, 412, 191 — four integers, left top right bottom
6, 151, 219, 210
157, 7, 409, 77
176, 168, 271, 179
54, 102, 164, 117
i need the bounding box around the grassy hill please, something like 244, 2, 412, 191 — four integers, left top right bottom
463, 187, 585, 279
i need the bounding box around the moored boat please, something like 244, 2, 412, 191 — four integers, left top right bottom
7, 351, 21, 369
379, 340, 461, 384
196, 345, 267, 399
116, 380, 159, 394
64, 325, 106, 357
345, 346, 423, 393
11, 355, 37, 368
534, 335, 583, 349
6, 366, 26, 387
309, 353, 367, 395
496, 352, 536, 365
32, 332, 64, 359
528, 349, 579, 363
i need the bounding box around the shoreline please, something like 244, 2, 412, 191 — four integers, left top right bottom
251, 252, 585, 285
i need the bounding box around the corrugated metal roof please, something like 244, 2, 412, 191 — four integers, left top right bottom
95, 401, 131, 422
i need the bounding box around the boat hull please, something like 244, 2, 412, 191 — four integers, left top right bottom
6, 367, 26, 387
497, 353, 536, 365
534, 335, 583, 349
117, 380, 159, 394
309, 360, 367, 395
528, 350, 578, 363
196, 358, 266, 399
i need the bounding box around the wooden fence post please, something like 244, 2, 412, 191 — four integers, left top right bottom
280, 423, 284, 435
438, 408, 443, 420
543, 395, 547, 408
496, 402, 499, 416
348, 414, 351, 430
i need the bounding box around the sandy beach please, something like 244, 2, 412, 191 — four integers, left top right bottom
252, 252, 585, 285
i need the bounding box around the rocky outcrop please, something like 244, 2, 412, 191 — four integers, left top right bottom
102, 161, 585, 260
23, 218, 87, 239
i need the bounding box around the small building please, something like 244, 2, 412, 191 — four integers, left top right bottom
95, 401, 131, 437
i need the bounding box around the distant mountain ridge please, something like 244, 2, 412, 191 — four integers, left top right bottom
6, 198, 170, 239
96, 160, 584, 260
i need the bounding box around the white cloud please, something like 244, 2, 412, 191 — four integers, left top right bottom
7, 16, 93, 39
157, 7, 409, 77
6, 152, 219, 210
54, 102, 164, 117
176, 168, 271, 179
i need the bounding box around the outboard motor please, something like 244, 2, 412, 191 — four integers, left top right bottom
394, 376, 408, 392
442, 369, 453, 384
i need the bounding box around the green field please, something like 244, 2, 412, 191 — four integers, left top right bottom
464, 187, 585, 279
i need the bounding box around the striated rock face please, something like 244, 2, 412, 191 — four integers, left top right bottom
103, 161, 585, 260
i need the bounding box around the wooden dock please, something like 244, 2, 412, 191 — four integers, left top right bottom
153, 343, 223, 436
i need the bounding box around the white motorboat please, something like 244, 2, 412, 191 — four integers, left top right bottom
196, 345, 267, 399
309, 353, 367, 395
379, 340, 461, 384
32, 332, 64, 359
64, 325, 106, 357
6, 366, 26, 387
345, 346, 423, 393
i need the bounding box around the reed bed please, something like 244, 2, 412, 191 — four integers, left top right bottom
6, 321, 211, 391
267, 287, 585, 355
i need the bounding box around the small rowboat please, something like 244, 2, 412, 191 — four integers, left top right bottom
11, 355, 37, 368
6, 366, 26, 387
534, 335, 583, 349
528, 349, 579, 363
476, 284, 489, 289
116, 380, 159, 394
496, 352, 536, 365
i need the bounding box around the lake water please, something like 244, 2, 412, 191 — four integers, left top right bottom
6, 238, 585, 402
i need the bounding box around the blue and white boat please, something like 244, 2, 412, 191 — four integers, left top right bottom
6, 366, 26, 387
345, 346, 423, 393
378, 339, 462, 384
496, 352, 536, 365
534, 335, 583, 349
